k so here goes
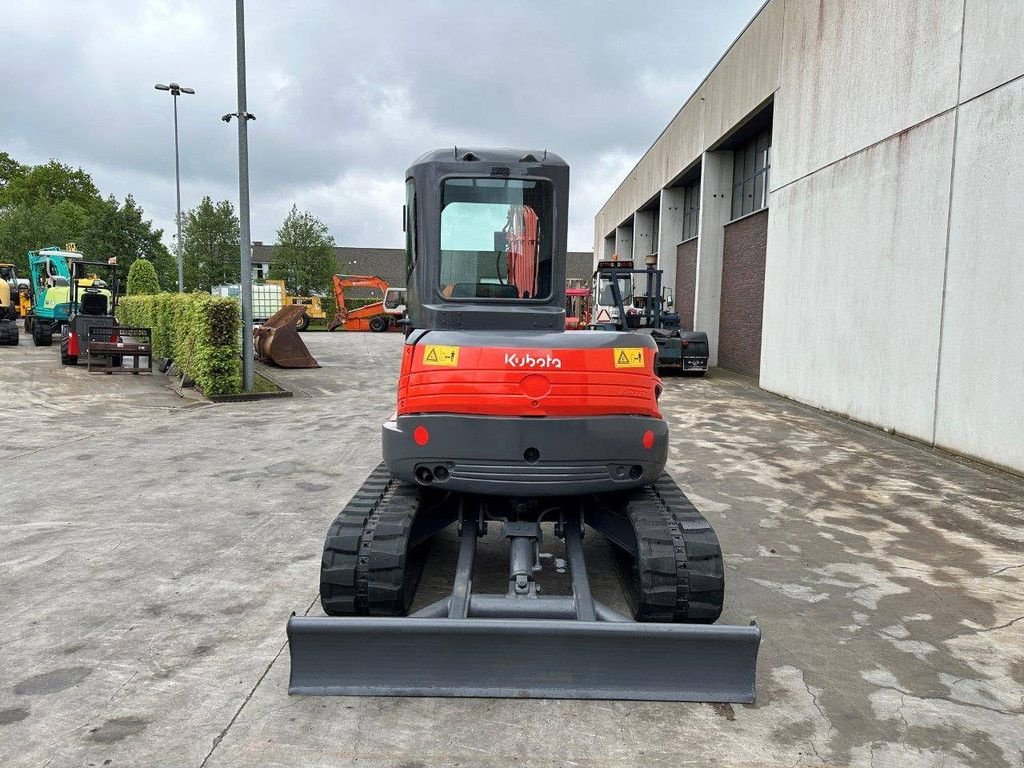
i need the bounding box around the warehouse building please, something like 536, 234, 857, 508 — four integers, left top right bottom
594, 0, 1024, 474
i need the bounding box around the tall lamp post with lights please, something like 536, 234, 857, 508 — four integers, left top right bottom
223, 0, 256, 392
154, 82, 194, 293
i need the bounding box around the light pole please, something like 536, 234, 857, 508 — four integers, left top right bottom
155, 82, 195, 293
222, 0, 256, 392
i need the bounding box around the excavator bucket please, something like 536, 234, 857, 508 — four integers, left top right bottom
254, 305, 320, 368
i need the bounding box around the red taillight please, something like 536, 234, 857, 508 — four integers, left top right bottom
642, 430, 655, 449
413, 426, 429, 446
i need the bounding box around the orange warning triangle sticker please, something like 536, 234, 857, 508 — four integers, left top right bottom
596, 309, 610, 322
617, 350, 630, 364
425, 348, 439, 362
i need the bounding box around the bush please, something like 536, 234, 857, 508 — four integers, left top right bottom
126, 258, 160, 295
118, 293, 241, 396
319, 291, 337, 326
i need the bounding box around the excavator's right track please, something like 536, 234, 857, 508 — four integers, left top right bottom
611, 472, 725, 623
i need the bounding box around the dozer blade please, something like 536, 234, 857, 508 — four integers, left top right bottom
254, 305, 320, 368
287, 616, 761, 703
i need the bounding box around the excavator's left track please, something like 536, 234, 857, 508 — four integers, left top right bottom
319, 464, 431, 617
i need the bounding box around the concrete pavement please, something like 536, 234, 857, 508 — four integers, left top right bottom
1, 330, 1021, 767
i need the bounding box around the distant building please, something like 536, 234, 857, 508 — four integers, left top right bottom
333, 246, 407, 288
252, 241, 593, 288
565, 251, 595, 282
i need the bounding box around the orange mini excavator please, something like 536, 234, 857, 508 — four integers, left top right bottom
287, 148, 760, 702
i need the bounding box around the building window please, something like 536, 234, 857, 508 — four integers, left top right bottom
681, 180, 700, 241
731, 128, 771, 219
650, 211, 659, 255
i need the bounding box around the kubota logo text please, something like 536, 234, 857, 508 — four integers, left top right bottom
504, 352, 563, 369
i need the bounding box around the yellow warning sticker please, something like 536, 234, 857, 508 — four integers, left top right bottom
422, 344, 460, 367
613, 348, 645, 368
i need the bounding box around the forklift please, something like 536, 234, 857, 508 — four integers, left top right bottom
286, 148, 759, 702
59, 258, 119, 366
592, 259, 709, 375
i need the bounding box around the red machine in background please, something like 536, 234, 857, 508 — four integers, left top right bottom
328, 274, 407, 332
564, 278, 591, 330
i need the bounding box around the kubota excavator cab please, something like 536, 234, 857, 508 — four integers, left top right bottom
384, 148, 666, 494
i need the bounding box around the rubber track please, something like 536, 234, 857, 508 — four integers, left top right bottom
613, 472, 724, 623
319, 463, 426, 617
0, 320, 18, 346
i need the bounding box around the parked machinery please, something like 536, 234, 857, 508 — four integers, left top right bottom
265, 279, 326, 332
0, 262, 30, 320
564, 278, 591, 330
591, 259, 709, 375
287, 148, 760, 703
24, 245, 113, 348
328, 274, 406, 332
253, 305, 320, 368
0, 275, 19, 346
59, 258, 119, 366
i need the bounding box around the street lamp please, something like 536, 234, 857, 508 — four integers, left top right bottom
154, 82, 195, 292
223, 0, 256, 392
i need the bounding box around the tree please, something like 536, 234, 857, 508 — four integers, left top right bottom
270, 205, 336, 295
0, 157, 100, 274
0, 154, 172, 282
0, 199, 90, 274
0, 159, 101, 211
80, 195, 177, 290
181, 197, 239, 291
126, 258, 160, 295
0, 152, 27, 191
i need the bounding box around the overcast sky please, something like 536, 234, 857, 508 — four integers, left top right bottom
0, 1, 762, 251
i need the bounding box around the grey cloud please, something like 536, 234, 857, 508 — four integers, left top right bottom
1, 0, 762, 249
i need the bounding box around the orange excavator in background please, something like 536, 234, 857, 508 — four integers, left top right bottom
327, 274, 407, 332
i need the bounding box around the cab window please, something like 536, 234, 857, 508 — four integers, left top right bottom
439, 178, 553, 301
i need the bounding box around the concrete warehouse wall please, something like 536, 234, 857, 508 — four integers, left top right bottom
761, 115, 955, 442
593, 0, 1024, 474
933, 75, 1024, 473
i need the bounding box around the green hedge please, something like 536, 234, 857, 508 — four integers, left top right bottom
118, 293, 242, 396
126, 259, 160, 295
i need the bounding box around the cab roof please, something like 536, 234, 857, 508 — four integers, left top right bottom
409, 147, 567, 169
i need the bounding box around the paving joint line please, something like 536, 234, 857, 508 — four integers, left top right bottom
197, 595, 318, 768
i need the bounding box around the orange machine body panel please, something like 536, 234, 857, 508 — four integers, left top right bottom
396, 341, 662, 419
337, 302, 385, 332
